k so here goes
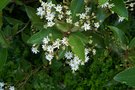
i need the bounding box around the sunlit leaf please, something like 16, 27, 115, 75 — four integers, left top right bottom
0, 0, 10, 11
69, 33, 85, 60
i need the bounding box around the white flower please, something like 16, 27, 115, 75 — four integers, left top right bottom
43, 36, 50, 45
65, 51, 73, 59
45, 53, 54, 61
46, 12, 55, 21
58, 14, 63, 20
55, 4, 62, 13
85, 48, 89, 55
79, 13, 86, 19
101, 1, 109, 8
85, 55, 89, 63
118, 16, 125, 22
47, 1, 55, 8
0, 82, 4, 88
74, 22, 79, 27
69, 56, 81, 72
42, 44, 47, 51
130, 3, 134, 7
73, 56, 81, 65
53, 39, 61, 49
61, 37, 69, 46
94, 22, 100, 28
31, 46, 39, 54
9, 86, 15, 90
82, 23, 91, 31
36, 7, 45, 17
41, 1, 47, 9
66, 17, 72, 24
47, 21, 55, 27
47, 45, 54, 53
66, 10, 71, 15
92, 49, 96, 55
108, 3, 115, 8
85, 7, 91, 13
69, 59, 79, 72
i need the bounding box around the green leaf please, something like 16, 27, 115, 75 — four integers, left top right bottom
129, 37, 135, 49
108, 26, 127, 45
57, 47, 67, 60
27, 29, 50, 44
96, 8, 110, 23
72, 32, 89, 45
70, 0, 84, 22
56, 21, 70, 32
25, 6, 41, 22
0, 48, 8, 70
0, 0, 10, 11
69, 33, 85, 60
114, 67, 135, 87
5, 17, 24, 25
98, 0, 108, 5
0, 30, 8, 48
111, 0, 128, 19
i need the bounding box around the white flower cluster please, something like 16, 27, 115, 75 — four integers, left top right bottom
32, 36, 69, 62
125, 0, 135, 11
64, 48, 90, 73
36, 0, 100, 31
0, 82, 15, 90
100, 0, 115, 9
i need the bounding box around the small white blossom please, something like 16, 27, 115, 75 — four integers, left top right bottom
47, 45, 54, 53
92, 49, 96, 55
61, 37, 69, 46
74, 22, 79, 27
53, 39, 61, 49
94, 22, 100, 28
47, 1, 55, 8
108, 3, 115, 8
66, 10, 71, 15
46, 12, 55, 21
118, 16, 125, 22
85, 48, 89, 55
58, 14, 63, 20
82, 23, 91, 31
85, 7, 91, 13
101, 2, 109, 8
36, 7, 45, 18
79, 13, 86, 19
65, 51, 73, 59
55, 4, 62, 13
85, 55, 89, 63
46, 53, 54, 61
69, 56, 81, 72
41, 1, 47, 8
47, 21, 55, 27
130, 3, 134, 7
69, 59, 79, 72
0, 82, 4, 88
31, 46, 39, 54
42, 44, 47, 51
43, 36, 50, 45
66, 17, 72, 24
9, 86, 15, 90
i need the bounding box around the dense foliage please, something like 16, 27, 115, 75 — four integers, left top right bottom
0, 0, 135, 89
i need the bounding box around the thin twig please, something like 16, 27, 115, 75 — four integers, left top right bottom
15, 20, 30, 35
18, 66, 42, 89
